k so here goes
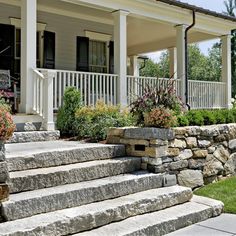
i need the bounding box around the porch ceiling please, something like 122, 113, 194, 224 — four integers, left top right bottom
127, 16, 217, 55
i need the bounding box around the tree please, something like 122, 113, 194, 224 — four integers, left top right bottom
223, 0, 235, 16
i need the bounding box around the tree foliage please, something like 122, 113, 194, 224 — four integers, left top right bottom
141, 44, 222, 82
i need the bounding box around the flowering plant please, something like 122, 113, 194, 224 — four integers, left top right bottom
144, 106, 177, 128
0, 98, 15, 141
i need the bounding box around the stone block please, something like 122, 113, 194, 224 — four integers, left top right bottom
145, 146, 168, 158
0, 142, 5, 162
229, 139, 236, 151
200, 126, 220, 137
0, 183, 9, 202
188, 159, 206, 170
207, 146, 216, 154
149, 139, 168, 146
107, 127, 128, 137
186, 137, 197, 148
124, 127, 175, 141
147, 157, 163, 166
224, 153, 236, 175
120, 138, 149, 146
203, 158, 224, 177
147, 163, 169, 173
106, 135, 121, 144
193, 149, 208, 158
0, 162, 9, 183
213, 145, 229, 164
169, 139, 187, 149
215, 134, 228, 142
173, 127, 187, 136
198, 140, 212, 148
162, 174, 177, 187
178, 149, 193, 160
140, 163, 148, 170
161, 156, 173, 164
177, 169, 204, 189
169, 160, 188, 171
167, 148, 180, 157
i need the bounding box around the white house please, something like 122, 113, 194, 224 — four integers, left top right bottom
0, 0, 235, 130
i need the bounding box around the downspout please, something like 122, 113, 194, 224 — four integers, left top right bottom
185, 10, 196, 110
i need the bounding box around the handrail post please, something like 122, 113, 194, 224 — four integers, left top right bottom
42, 70, 55, 131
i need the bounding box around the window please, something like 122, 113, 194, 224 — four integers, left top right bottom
14, 29, 41, 76
89, 40, 107, 73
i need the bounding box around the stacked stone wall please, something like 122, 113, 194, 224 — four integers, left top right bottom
107, 124, 236, 189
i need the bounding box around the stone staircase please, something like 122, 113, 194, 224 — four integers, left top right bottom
0, 131, 223, 236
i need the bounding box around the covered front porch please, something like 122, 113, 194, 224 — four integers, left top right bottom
0, 0, 235, 130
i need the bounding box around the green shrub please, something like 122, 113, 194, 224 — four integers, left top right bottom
224, 109, 235, 123
177, 115, 189, 127
130, 80, 183, 125
144, 106, 177, 128
213, 109, 226, 124
186, 110, 204, 126
201, 110, 216, 125
75, 101, 134, 141
56, 87, 82, 135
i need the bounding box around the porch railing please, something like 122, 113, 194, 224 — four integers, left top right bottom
39, 69, 118, 109
33, 69, 55, 131
188, 80, 226, 109
127, 75, 227, 109
127, 76, 181, 104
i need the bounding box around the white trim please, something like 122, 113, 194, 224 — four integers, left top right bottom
10, 17, 47, 31
85, 31, 112, 42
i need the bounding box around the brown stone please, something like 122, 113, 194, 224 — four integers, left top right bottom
167, 148, 180, 157
169, 139, 187, 149
213, 145, 229, 164
149, 139, 168, 146
186, 137, 197, 148
193, 149, 208, 158
0, 183, 9, 202
106, 135, 121, 144
120, 138, 149, 146
107, 127, 130, 137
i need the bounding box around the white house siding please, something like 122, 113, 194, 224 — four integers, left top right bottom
0, 3, 113, 71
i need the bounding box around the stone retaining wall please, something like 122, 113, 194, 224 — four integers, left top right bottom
107, 124, 236, 189
0, 142, 9, 221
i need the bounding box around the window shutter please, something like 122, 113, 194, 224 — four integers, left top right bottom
0, 24, 15, 74
76, 36, 89, 72
43, 31, 56, 69
109, 41, 114, 74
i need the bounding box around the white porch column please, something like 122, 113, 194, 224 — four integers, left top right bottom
130, 55, 139, 76
222, 34, 232, 109
169, 47, 177, 79
176, 25, 187, 103
112, 10, 129, 107
20, 0, 37, 113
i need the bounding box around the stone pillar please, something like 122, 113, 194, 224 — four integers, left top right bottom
20, 0, 37, 113
112, 10, 129, 107
176, 25, 187, 103
0, 142, 9, 203
169, 47, 177, 79
222, 34, 232, 108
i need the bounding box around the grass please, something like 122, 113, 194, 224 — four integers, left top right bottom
194, 176, 236, 214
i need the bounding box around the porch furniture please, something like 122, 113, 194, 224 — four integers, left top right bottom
0, 70, 18, 112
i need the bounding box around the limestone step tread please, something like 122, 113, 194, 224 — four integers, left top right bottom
0, 186, 192, 236
9, 157, 141, 193
6, 141, 125, 171
3, 171, 165, 221
75, 197, 223, 236
7, 131, 60, 143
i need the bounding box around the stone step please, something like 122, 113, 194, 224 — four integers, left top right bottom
75, 196, 223, 236
9, 157, 141, 193
6, 141, 125, 171
2, 171, 166, 221
0, 186, 192, 236
7, 131, 60, 143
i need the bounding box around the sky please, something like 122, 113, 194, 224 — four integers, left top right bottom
147, 0, 228, 62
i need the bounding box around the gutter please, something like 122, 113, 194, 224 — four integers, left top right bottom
185, 10, 195, 110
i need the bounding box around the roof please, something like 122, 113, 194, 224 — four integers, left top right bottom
156, 0, 236, 22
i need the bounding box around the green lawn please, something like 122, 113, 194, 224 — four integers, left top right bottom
194, 176, 236, 214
